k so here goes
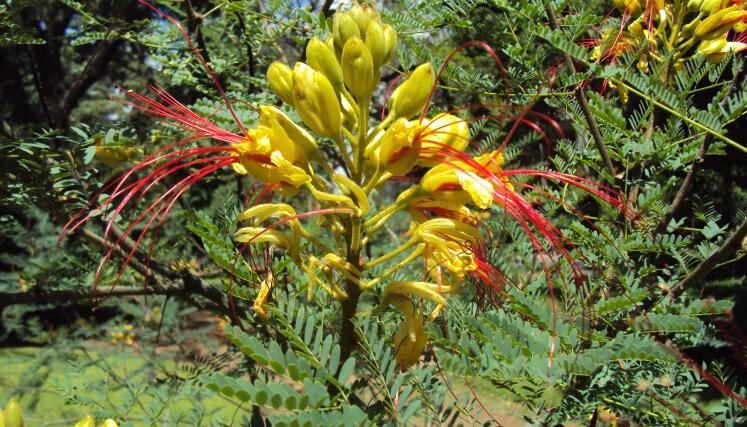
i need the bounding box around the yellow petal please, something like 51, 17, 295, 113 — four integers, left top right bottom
456, 170, 494, 209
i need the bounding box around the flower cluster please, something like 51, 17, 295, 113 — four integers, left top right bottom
593, 0, 747, 71
65, 1, 631, 370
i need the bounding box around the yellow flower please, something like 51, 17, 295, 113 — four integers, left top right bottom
99, 420, 119, 427
259, 106, 318, 162
613, 0, 643, 14
235, 203, 304, 262
698, 37, 746, 61
391, 296, 429, 369
253, 271, 274, 320
417, 218, 480, 278
419, 151, 509, 209
695, 5, 747, 40
333, 12, 360, 52
231, 125, 312, 194
416, 113, 470, 167
377, 118, 421, 175
407, 196, 475, 224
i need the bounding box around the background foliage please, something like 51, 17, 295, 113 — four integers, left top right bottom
2, 0, 747, 425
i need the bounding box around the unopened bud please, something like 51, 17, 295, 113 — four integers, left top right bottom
382, 24, 398, 63
267, 62, 295, 106
74, 416, 96, 427
324, 36, 340, 61
342, 36, 374, 98
2, 399, 24, 427
292, 63, 341, 139
366, 20, 387, 70
99, 420, 119, 427
389, 63, 435, 120
378, 118, 421, 175
348, 2, 368, 34
306, 36, 343, 90
333, 13, 360, 52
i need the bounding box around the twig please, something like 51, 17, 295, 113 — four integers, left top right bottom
185, 0, 213, 64
545, 3, 617, 179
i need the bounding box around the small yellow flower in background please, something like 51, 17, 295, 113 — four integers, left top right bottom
109, 323, 137, 346
589, 406, 618, 426
73, 416, 118, 427
1, 399, 26, 427
94, 144, 142, 167
74, 415, 95, 427
593, 0, 747, 71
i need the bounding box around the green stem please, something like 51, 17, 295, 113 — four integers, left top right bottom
333, 134, 355, 176
364, 190, 416, 229
363, 244, 425, 290
362, 237, 417, 270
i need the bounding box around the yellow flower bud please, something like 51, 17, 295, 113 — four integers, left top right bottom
382, 24, 398, 63
292, 62, 341, 139
365, 20, 387, 70
417, 113, 469, 167
267, 62, 295, 106
389, 63, 435, 120
695, 6, 747, 40
2, 400, 24, 427
99, 419, 119, 427
364, 4, 382, 27
342, 36, 374, 98
74, 415, 96, 427
378, 118, 421, 175
306, 36, 343, 90
348, 2, 369, 34
333, 13, 360, 52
